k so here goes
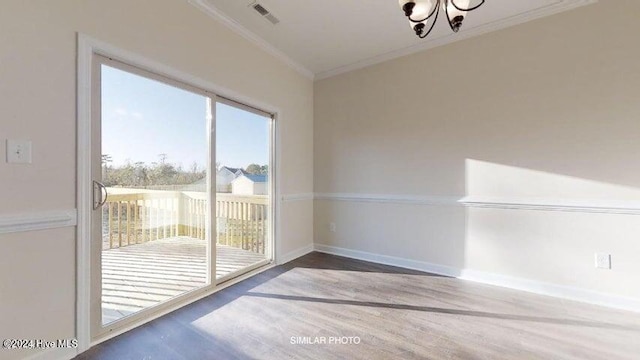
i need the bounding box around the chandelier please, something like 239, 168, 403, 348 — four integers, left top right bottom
399, 0, 485, 38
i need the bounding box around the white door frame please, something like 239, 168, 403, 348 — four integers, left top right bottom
76, 33, 281, 354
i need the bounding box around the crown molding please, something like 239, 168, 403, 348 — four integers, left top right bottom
188, 0, 315, 80
189, 0, 596, 81
315, 0, 598, 80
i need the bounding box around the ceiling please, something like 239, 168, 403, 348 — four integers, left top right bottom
190, 0, 596, 80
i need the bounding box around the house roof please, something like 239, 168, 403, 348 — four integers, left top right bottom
220, 166, 241, 174
220, 167, 268, 182
235, 174, 267, 183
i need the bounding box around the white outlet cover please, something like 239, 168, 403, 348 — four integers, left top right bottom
595, 253, 611, 270
6, 139, 32, 164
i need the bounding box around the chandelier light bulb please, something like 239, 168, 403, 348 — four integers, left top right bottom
399, 0, 485, 39
398, 0, 435, 22
446, 0, 469, 32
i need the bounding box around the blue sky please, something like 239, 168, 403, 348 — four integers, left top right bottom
101, 65, 269, 170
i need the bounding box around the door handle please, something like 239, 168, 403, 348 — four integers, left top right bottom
93, 181, 108, 210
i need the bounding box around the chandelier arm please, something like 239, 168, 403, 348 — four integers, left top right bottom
450, 0, 485, 12
419, 4, 440, 39
407, 0, 440, 23
444, 0, 458, 33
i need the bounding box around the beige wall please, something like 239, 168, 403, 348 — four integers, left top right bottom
0, 228, 76, 360
0, 1, 313, 359
314, 0, 640, 301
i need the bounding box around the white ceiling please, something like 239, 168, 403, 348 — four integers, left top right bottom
190, 0, 596, 80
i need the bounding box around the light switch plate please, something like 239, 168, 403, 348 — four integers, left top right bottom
6, 139, 32, 164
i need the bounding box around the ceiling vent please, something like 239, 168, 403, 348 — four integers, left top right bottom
250, 2, 280, 25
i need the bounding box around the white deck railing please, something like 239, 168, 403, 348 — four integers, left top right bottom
102, 188, 268, 254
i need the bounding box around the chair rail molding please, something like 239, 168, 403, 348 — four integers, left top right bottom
314, 193, 461, 206
314, 192, 640, 215
460, 196, 640, 215
0, 209, 77, 234
281, 193, 314, 202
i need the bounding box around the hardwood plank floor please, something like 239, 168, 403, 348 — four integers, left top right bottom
79, 252, 640, 360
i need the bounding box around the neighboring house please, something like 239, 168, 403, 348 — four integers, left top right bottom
234, 169, 250, 177
217, 167, 267, 194
231, 174, 268, 195
216, 166, 241, 193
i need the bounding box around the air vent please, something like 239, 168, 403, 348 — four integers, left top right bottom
264, 13, 280, 25
250, 2, 280, 25
253, 3, 269, 16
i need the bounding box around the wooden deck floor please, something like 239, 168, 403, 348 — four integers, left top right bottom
102, 237, 266, 324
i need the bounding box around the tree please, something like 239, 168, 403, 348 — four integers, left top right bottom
102, 153, 206, 188
245, 164, 268, 175
101, 154, 113, 165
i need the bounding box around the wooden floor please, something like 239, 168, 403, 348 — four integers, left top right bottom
81, 252, 640, 359
102, 237, 266, 324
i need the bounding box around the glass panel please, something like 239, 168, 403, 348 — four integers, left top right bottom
100, 64, 210, 325
215, 102, 271, 280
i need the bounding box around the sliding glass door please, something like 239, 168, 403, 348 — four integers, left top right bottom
89, 54, 274, 337
215, 102, 273, 281
94, 59, 213, 328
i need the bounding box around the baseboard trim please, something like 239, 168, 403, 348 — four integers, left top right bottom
278, 244, 314, 265
313, 244, 461, 277
313, 244, 640, 313
459, 269, 640, 313
0, 209, 77, 234
24, 347, 77, 360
